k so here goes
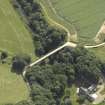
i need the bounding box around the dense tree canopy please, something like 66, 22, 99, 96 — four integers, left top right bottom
9, 0, 105, 105
11, 54, 31, 74
13, 0, 66, 57
24, 47, 103, 105
0, 51, 8, 60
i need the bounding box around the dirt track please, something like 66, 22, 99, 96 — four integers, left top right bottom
23, 1, 105, 77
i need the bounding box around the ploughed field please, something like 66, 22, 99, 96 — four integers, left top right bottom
50, 0, 105, 44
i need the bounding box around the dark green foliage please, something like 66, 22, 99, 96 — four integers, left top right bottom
14, 0, 66, 56
12, 0, 105, 105
12, 54, 31, 74
25, 47, 103, 105
1, 51, 8, 60
30, 84, 56, 105
73, 48, 101, 86
13, 47, 104, 105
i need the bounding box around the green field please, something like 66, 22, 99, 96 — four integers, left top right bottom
47, 0, 105, 44
0, 64, 29, 104
0, 0, 35, 57
0, 0, 105, 104
39, 0, 105, 60
0, 0, 35, 104
89, 46, 105, 61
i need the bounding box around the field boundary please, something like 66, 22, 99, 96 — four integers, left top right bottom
45, 0, 105, 46
47, 0, 77, 41
42, 0, 105, 48
39, 2, 70, 42
39, 0, 77, 42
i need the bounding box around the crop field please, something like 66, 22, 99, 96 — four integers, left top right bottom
48, 0, 105, 44
0, 64, 29, 104
0, 0, 35, 57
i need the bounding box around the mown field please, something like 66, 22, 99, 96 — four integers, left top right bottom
40, 0, 105, 60
0, 0, 35, 57
0, 0, 35, 104
0, 64, 29, 104
49, 0, 105, 44
38, 0, 77, 42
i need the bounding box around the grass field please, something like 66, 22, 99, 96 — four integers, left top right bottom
0, 0, 36, 104
0, 0, 35, 57
0, 64, 29, 104
47, 0, 105, 44
38, 0, 77, 42
89, 46, 105, 61
39, 0, 105, 61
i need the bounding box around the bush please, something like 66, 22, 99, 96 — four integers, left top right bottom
1, 51, 8, 60
11, 54, 31, 74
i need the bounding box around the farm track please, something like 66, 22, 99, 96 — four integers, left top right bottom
23, 1, 105, 77
44, 0, 105, 48
41, 0, 78, 42
39, 2, 71, 42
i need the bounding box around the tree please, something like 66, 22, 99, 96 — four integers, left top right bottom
31, 84, 56, 105
74, 50, 101, 85
14, 0, 105, 105
12, 54, 31, 74
1, 51, 8, 60
15, 0, 66, 56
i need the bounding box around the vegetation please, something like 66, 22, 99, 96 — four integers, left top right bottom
1, 0, 105, 105
11, 54, 31, 74
0, 64, 28, 104
0, 0, 34, 57
96, 33, 105, 43
1, 51, 8, 60
38, 0, 105, 61
69, 85, 79, 105
89, 47, 105, 61
0, 0, 66, 104
49, 0, 105, 44
38, 0, 77, 42
13, 0, 66, 57
15, 47, 103, 105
